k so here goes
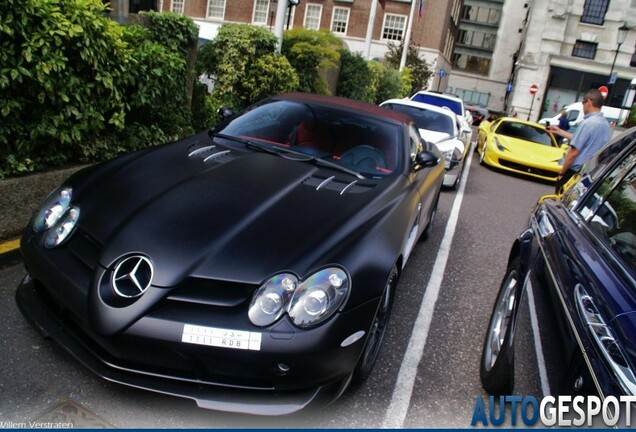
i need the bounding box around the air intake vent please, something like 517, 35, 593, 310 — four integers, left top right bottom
303, 175, 375, 195
187, 144, 234, 164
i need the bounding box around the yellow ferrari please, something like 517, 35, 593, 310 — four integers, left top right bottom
476, 117, 566, 182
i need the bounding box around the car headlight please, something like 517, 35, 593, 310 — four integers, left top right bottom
494, 137, 507, 152
33, 187, 72, 232
248, 274, 297, 326
248, 267, 349, 328
43, 206, 80, 248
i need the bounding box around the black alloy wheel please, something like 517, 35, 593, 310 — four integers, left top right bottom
352, 264, 398, 384
480, 256, 523, 395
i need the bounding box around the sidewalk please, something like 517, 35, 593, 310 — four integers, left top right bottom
0, 165, 86, 266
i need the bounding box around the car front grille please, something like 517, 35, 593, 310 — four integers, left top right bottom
498, 160, 558, 179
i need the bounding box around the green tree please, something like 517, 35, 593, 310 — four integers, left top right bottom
282, 28, 342, 95
336, 49, 371, 101
385, 41, 432, 95
197, 23, 298, 112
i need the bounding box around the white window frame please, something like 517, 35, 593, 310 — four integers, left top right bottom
331, 7, 350, 35
252, 0, 270, 25
206, 0, 226, 20
381, 13, 407, 41
304, 4, 322, 30
171, 0, 184, 14
157, 0, 163, 12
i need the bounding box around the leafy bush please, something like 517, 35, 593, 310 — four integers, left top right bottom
197, 23, 298, 112
282, 28, 342, 95
0, 0, 131, 176
365, 61, 403, 104
336, 49, 371, 101
385, 41, 432, 95
0, 2, 200, 178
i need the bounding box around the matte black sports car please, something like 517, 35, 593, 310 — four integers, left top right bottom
16, 93, 444, 415
480, 127, 636, 399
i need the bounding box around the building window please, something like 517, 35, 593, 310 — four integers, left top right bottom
572, 40, 597, 59
382, 14, 407, 41
171, 0, 184, 14
304, 4, 322, 30
253, 0, 270, 25
461, 5, 501, 25
443, 28, 454, 60
331, 7, 349, 34
452, 53, 491, 75
157, 0, 163, 11
580, 0, 609, 25
455, 88, 490, 106
458, 30, 496, 50
206, 0, 225, 19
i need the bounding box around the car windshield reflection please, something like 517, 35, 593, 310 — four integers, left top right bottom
216, 100, 402, 177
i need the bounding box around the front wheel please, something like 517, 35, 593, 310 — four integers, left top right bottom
352, 264, 398, 384
480, 257, 523, 395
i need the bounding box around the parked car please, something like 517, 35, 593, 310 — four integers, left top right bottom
466, 104, 489, 126
480, 129, 636, 401
381, 98, 471, 189
539, 101, 629, 131
15, 93, 445, 415
410, 90, 474, 137
476, 117, 565, 182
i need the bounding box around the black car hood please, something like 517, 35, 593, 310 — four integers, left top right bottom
72, 134, 393, 286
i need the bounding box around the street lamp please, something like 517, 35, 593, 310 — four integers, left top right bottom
286, 0, 300, 30
607, 23, 630, 105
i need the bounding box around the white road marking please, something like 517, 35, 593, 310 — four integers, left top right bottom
527, 282, 551, 396
382, 143, 476, 428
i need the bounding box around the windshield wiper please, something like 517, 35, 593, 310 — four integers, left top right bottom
211, 132, 364, 179
211, 132, 283, 156
309, 157, 365, 179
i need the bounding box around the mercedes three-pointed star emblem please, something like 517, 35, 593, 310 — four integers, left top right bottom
111, 255, 154, 298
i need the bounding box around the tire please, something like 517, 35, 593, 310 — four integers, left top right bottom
421, 192, 439, 241
352, 264, 398, 384
480, 256, 523, 395
479, 143, 487, 165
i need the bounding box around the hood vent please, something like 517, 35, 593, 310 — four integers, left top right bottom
303, 175, 375, 195
188, 144, 234, 165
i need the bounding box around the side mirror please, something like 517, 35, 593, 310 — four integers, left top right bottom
461, 126, 472, 136
412, 150, 440, 171
217, 106, 236, 123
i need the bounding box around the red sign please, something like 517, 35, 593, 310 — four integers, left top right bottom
598, 85, 608, 99
529, 84, 539, 95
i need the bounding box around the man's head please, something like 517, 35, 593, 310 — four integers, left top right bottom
582, 89, 603, 114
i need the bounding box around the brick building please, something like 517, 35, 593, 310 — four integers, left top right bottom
110, 0, 464, 91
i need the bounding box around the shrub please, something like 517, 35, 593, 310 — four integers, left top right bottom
336, 49, 371, 101
282, 28, 342, 95
0, 0, 131, 175
197, 23, 298, 112
365, 61, 402, 104
385, 41, 432, 95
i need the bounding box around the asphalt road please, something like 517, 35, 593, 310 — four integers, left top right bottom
0, 149, 555, 428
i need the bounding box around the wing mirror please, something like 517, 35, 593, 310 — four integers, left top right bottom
412, 150, 440, 171
217, 106, 236, 123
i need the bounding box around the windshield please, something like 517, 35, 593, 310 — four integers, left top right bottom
411, 94, 462, 116
216, 99, 402, 177
494, 121, 555, 146
384, 103, 454, 135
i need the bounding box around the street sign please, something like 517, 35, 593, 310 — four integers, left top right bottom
608, 72, 617, 85
599, 85, 609, 99
529, 84, 538, 95
438, 68, 446, 78
506, 82, 513, 93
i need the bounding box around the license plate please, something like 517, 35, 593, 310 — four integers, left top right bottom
181, 324, 262, 351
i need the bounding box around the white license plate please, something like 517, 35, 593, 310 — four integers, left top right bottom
181, 324, 262, 351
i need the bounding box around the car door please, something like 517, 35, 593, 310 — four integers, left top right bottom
534, 142, 636, 397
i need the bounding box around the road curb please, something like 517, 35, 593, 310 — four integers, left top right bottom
0, 238, 21, 268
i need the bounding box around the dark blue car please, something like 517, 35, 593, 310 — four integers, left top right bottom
480, 127, 636, 398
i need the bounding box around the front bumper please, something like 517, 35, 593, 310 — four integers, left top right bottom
16, 272, 370, 414
484, 147, 559, 182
